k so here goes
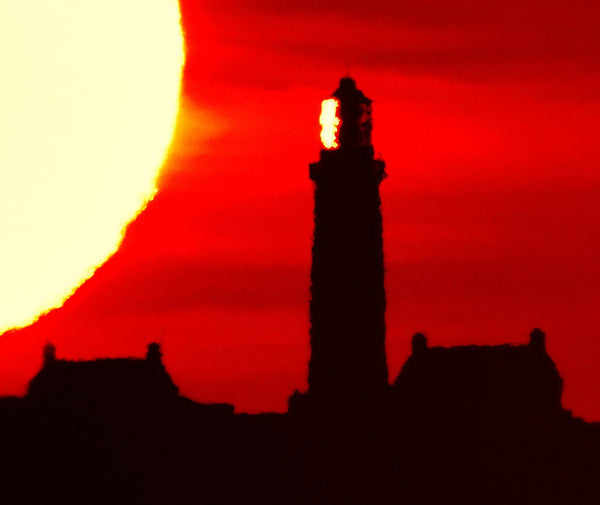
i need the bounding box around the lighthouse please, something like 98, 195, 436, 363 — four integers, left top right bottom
302, 77, 389, 411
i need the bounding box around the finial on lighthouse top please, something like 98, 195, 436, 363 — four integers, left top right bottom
319, 77, 373, 151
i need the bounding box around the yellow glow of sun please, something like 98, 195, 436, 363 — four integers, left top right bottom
319, 98, 340, 149
0, 1, 184, 332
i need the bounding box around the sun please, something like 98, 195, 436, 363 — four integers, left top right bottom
0, 1, 184, 332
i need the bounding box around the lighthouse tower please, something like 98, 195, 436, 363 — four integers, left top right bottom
304, 77, 388, 411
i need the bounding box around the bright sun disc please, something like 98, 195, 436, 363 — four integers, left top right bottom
0, 1, 184, 332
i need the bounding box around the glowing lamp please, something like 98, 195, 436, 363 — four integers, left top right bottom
319, 98, 340, 149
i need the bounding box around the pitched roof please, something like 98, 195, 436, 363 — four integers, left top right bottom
392, 330, 564, 420
27, 344, 179, 405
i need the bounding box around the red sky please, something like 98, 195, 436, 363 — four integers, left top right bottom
2, 0, 600, 418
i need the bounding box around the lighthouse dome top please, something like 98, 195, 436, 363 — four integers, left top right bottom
329, 77, 373, 150
333, 77, 371, 105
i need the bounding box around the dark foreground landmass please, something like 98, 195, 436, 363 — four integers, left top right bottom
0, 334, 599, 505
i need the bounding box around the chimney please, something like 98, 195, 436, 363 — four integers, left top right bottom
42, 342, 56, 365
412, 333, 428, 355
529, 328, 546, 351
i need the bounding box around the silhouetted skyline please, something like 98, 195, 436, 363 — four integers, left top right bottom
2, 78, 600, 505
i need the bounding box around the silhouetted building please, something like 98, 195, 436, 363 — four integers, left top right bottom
392, 329, 564, 426
27, 342, 178, 408
298, 77, 388, 411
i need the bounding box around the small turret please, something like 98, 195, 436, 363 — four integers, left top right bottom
332, 77, 373, 150
412, 333, 428, 355
42, 342, 56, 365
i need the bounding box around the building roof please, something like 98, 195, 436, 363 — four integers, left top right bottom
27, 343, 178, 407
392, 329, 564, 422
